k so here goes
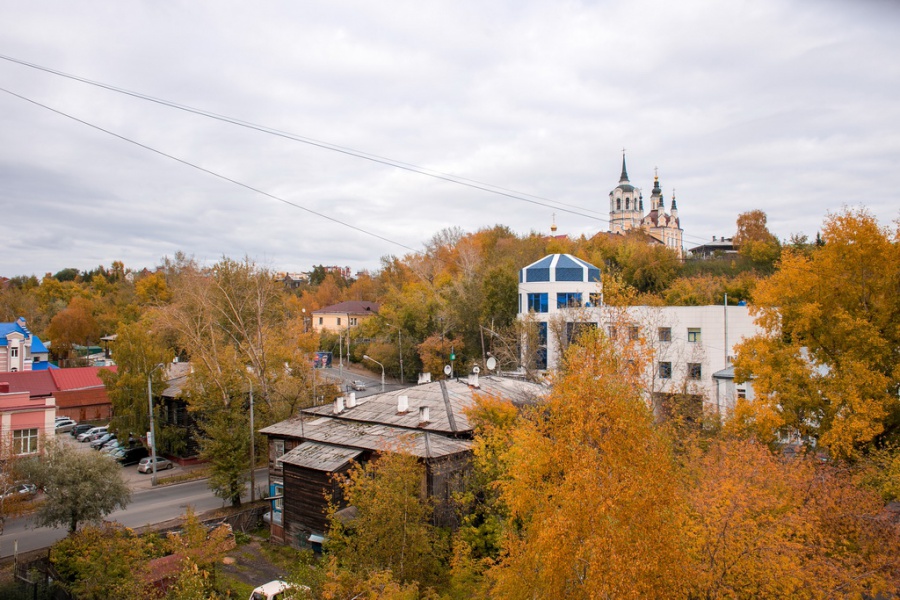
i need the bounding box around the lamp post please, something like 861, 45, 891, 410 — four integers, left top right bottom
147, 363, 165, 487
363, 355, 385, 392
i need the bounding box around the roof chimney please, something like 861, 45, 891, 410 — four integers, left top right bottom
398, 395, 409, 413
419, 406, 430, 424
347, 393, 357, 408
333, 397, 345, 414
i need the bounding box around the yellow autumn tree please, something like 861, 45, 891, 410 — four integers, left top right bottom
486, 327, 688, 599
684, 438, 900, 598
733, 207, 900, 457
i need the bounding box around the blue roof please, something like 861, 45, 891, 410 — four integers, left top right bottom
520, 254, 601, 284
0, 319, 47, 352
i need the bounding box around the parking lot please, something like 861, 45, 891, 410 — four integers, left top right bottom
56, 430, 201, 491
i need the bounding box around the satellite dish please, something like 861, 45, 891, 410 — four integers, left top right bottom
472, 366, 480, 374
486, 356, 497, 371
443, 365, 452, 376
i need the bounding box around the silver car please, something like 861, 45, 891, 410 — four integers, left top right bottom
137, 456, 174, 473
77, 426, 107, 442
55, 419, 77, 433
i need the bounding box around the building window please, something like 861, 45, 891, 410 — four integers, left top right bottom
688, 328, 701, 343
688, 363, 702, 379
10, 347, 18, 358
336, 318, 341, 326
536, 322, 548, 370
606, 325, 617, 339
628, 325, 640, 341
274, 439, 285, 468
658, 327, 671, 342
566, 322, 596, 344
318, 317, 323, 325
349, 317, 358, 326
13, 429, 38, 455
271, 480, 284, 525
589, 292, 602, 306
557, 292, 582, 308
658, 362, 672, 379
737, 388, 747, 400
527, 293, 548, 313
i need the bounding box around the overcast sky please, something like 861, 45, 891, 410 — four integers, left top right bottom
1, 0, 898, 278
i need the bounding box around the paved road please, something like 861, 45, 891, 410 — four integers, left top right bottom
0, 467, 268, 559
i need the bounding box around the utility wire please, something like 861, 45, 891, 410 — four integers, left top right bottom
0, 85, 419, 254
0, 53, 725, 247
0, 53, 610, 225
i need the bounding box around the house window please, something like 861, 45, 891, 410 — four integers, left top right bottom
349, 317, 358, 326
557, 292, 582, 308
688, 363, 702, 380
688, 328, 701, 343
10, 347, 18, 358
274, 439, 285, 468
527, 293, 548, 313
318, 317, 323, 325
658, 327, 672, 342
658, 362, 672, 379
589, 292, 602, 306
606, 326, 617, 339
737, 388, 747, 400
628, 325, 640, 341
336, 318, 341, 326
271, 480, 284, 525
13, 429, 38, 455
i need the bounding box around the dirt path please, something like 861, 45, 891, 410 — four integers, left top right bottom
219, 540, 287, 588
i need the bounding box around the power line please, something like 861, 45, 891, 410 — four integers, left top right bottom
0, 53, 725, 249
0, 53, 610, 226
0, 85, 419, 255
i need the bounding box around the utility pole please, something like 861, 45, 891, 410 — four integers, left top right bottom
249, 380, 255, 503
147, 363, 165, 487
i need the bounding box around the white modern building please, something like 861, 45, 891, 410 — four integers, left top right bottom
518, 254, 763, 416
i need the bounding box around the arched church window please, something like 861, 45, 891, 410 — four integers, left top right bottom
616, 199, 621, 210
626, 199, 630, 210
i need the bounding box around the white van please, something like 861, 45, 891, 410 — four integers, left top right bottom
249, 580, 302, 600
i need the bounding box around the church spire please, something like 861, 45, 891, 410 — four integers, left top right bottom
619, 150, 629, 183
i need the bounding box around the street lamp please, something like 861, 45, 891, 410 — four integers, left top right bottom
147, 363, 165, 487
362, 355, 385, 392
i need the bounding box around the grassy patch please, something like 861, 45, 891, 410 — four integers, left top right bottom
157, 467, 209, 486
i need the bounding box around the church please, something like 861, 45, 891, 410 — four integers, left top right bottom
607, 154, 684, 258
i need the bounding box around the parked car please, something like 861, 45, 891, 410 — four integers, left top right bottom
90, 433, 117, 449
1, 483, 37, 499
77, 426, 107, 442
249, 580, 305, 600
350, 380, 366, 391
55, 418, 77, 433
137, 456, 174, 473
113, 446, 150, 466
71, 423, 94, 437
